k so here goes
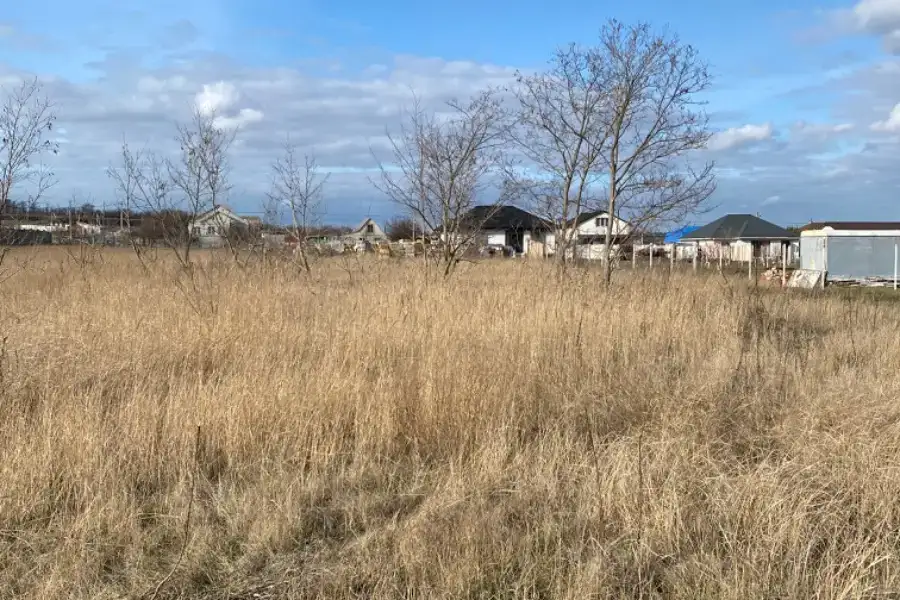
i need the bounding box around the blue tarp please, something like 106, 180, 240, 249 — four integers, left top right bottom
663, 225, 700, 245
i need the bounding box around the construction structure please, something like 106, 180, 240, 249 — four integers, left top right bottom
800, 221, 900, 286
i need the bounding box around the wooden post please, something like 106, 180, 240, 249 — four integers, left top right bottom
632, 243, 637, 269
718, 246, 723, 270
781, 241, 787, 287
692, 242, 698, 272
670, 243, 675, 272
748, 244, 753, 281
649, 244, 653, 269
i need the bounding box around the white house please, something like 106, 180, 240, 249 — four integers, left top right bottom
189, 206, 250, 247
545, 210, 632, 260
680, 214, 798, 266
344, 218, 387, 245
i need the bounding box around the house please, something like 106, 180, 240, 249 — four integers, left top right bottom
680, 214, 798, 265
451, 205, 552, 255
545, 210, 631, 260
799, 221, 900, 283
189, 206, 250, 247
344, 218, 386, 245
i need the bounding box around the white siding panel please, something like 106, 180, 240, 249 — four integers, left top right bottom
485, 231, 506, 246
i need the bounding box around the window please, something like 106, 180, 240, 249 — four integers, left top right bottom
366, 223, 374, 233
595, 217, 609, 227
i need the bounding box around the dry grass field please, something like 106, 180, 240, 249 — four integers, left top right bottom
2, 247, 900, 599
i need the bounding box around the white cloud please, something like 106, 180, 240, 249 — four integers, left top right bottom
849, 0, 900, 52
194, 81, 240, 115
707, 123, 774, 151
762, 195, 781, 205
854, 0, 900, 32
870, 101, 900, 130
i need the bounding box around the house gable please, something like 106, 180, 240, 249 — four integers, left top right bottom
570, 211, 630, 237
191, 206, 248, 236
348, 218, 386, 238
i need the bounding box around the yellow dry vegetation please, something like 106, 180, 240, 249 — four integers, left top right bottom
1, 247, 900, 599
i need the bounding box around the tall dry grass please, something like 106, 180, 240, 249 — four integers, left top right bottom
2, 248, 900, 599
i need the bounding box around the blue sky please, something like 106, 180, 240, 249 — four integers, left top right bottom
1, 0, 900, 225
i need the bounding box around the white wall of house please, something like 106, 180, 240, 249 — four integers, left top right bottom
668, 243, 698, 260
572, 213, 631, 238
685, 240, 793, 263
543, 214, 631, 258
16, 223, 66, 232
346, 218, 386, 241
484, 230, 506, 246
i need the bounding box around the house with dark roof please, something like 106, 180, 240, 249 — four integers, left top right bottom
799, 221, 900, 283
680, 214, 799, 264
453, 205, 552, 255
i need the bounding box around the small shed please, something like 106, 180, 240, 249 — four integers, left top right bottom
680, 214, 798, 264
800, 222, 900, 283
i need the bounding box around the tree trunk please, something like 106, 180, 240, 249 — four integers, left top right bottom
603, 167, 617, 286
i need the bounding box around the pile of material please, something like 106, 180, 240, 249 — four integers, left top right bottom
762, 266, 782, 281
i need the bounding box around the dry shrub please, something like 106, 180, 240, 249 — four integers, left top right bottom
1, 248, 900, 599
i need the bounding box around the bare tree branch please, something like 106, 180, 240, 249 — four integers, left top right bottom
372, 89, 513, 277
0, 77, 58, 220
598, 20, 716, 283
507, 44, 611, 265
107, 142, 174, 268
267, 138, 329, 273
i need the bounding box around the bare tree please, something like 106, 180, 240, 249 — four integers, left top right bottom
384, 216, 416, 241
266, 139, 329, 272
107, 143, 175, 268
167, 108, 236, 265
374, 90, 512, 277
597, 20, 715, 283
508, 44, 611, 266
0, 77, 58, 223
106, 141, 141, 234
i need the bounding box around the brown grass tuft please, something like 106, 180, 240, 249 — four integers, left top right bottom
2, 248, 900, 599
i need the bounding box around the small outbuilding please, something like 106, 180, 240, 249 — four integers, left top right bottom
799, 221, 900, 283
680, 213, 799, 265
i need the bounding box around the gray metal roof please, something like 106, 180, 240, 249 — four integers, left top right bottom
681, 214, 798, 241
